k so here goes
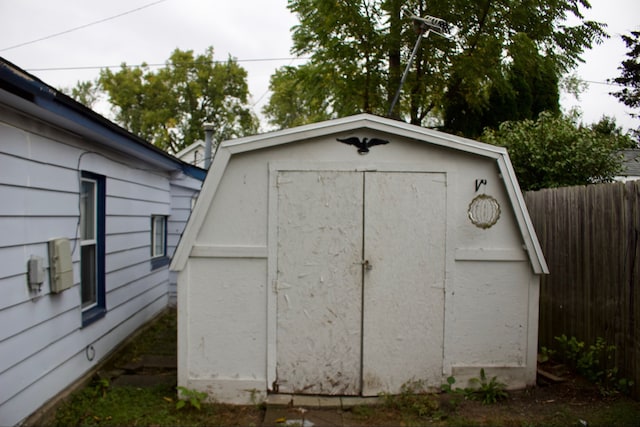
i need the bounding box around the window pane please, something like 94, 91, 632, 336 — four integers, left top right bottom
81, 244, 97, 309
152, 216, 165, 257
80, 180, 95, 241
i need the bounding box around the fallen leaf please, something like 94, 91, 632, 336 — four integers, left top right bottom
275, 416, 287, 423
163, 396, 173, 403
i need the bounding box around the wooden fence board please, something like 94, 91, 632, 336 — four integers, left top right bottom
525, 181, 640, 399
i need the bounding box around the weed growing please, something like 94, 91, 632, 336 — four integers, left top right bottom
440, 370, 508, 405
380, 380, 445, 425
465, 369, 509, 404
176, 386, 208, 410
554, 335, 634, 396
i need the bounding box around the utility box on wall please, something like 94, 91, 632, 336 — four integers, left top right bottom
48, 238, 73, 293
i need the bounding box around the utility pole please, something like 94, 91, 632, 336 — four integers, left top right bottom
387, 14, 451, 118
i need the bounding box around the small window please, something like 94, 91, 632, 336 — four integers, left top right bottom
80, 171, 106, 326
151, 215, 169, 269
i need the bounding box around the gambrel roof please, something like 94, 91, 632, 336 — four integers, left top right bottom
172, 113, 548, 274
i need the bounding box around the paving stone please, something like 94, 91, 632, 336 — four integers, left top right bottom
317, 396, 341, 408
117, 360, 143, 373
266, 394, 293, 406
111, 374, 176, 388
340, 396, 381, 408
263, 406, 343, 427
141, 354, 177, 369
101, 369, 125, 380
292, 395, 320, 407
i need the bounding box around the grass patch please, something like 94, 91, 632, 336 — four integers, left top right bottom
41, 309, 640, 427
46, 381, 263, 427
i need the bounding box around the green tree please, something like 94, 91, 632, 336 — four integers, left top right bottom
264, 0, 606, 136
63, 79, 102, 109
262, 65, 334, 128
444, 33, 561, 137
610, 30, 640, 141
480, 112, 635, 191
611, 30, 640, 116
98, 47, 257, 153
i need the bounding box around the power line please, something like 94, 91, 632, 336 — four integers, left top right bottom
24, 62, 618, 90
23, 57, 308, 73
0, 0, 168, 52
583, 79, 625, 87
250, 56, 301, 107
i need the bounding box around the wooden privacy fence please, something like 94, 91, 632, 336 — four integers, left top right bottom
524, 180, 640, 398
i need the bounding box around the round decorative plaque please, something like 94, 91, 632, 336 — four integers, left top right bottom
468, 194, 501, 229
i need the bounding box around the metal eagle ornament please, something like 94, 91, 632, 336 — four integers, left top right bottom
337, 137, 389, 154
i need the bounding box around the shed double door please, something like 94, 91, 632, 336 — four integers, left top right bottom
275, 170, 445, 396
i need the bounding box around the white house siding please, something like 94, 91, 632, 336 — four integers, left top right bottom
0, 105, 189, 426
167, 179, 200, 305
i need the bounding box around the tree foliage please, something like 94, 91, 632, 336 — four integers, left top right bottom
610, 30, 640, 134
481, 112, 635, 191
63, 79, 102, 109
98, 47, 257, 153
262, 65, 334, 128
444, 33, 561, 137
264, 0, 606, 136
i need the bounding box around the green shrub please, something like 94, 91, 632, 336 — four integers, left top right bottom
553, 335, 634, 395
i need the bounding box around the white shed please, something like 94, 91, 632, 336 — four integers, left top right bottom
171, 114, 548, 404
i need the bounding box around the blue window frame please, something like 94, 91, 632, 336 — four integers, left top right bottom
80, 171, 106, 326
150, 215, 169, 269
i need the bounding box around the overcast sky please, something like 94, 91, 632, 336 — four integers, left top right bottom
1, 0, 638, 133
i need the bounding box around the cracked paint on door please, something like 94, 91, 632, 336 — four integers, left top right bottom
275, 170, 446, 396
276, 171, 363, 395
362, 172, 446, 395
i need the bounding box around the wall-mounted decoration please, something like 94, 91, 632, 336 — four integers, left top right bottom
475, 179, 487, 192
468, 194, 501, 229
337, 136, 389, 154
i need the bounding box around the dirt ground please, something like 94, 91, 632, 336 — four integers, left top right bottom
260, 375, 640, 427
263, 361, 640, 426
354, 365, 639, 426
436, 376, 634, 426
42, 309, 640, 427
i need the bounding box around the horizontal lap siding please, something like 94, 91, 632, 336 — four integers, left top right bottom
168, 180, 201, 304
168, 181, 200, 257
0, 291, 168, 423
0, 114, 175, 425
